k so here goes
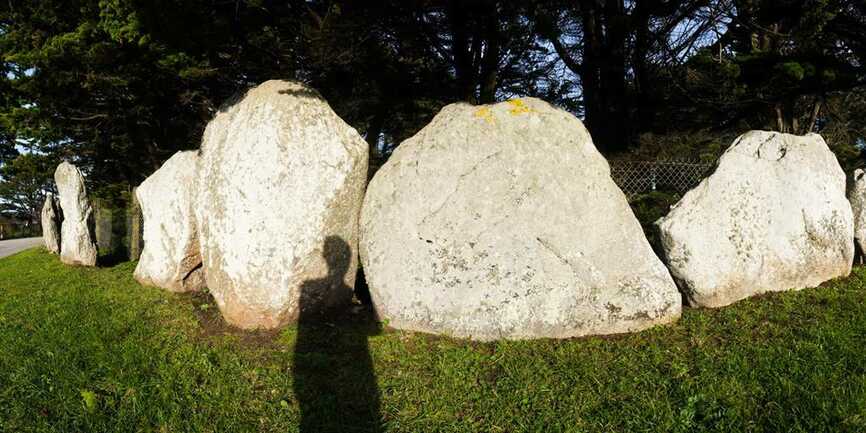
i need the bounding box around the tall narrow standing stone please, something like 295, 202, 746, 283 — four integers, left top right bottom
54, 162, 98, 266
41, 192, 62, 254
849, 168, 866, 256
197, 80, 368, 329
127, 187, 144, 261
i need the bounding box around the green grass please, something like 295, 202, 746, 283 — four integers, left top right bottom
1, 248, 866, 432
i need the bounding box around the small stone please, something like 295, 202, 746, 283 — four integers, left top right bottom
848, 168, 866, 256
41, 192, 62, 254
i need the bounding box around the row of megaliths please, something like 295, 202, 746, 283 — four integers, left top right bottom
41, 162, 98, 267
130, 80, 860, 341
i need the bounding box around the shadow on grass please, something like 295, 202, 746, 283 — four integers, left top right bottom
184, 290, 282, 350
169, 237, 383, 431
294, 236, 382, 433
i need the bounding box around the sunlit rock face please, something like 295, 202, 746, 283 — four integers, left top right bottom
197, 80, 368, 329
135, 151, 205, 293
360, 98, 681, 341
54, 162, 97, 267
657, 131, 853, 308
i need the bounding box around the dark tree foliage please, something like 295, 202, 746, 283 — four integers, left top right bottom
299, 1, 570, 155
0, 0, 305, 190
533, 0, 734, 152
0, 152, 56, 223
0, 0, 864, 203
1, 0, 571, 189
654, 0, 866, 136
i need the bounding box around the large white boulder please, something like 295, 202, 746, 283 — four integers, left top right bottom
54, 162, 97, 266
134, 151, 205, 292
360, 98, 681, 341
197, 80, 368, 329
41, 192, 62, 254
849, 169, 866, 255
657, 131, 853, 308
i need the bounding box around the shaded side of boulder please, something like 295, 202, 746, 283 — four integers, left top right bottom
134, 151, 205, 292
126, 186, 144, 261
849, 169, 866, 256
94, 199, 113, 255
54, 162, 97, 266
360, 98, 681, 341
657, 131, 853, 308
197, 80, 368, 329
41, 192, 62, 254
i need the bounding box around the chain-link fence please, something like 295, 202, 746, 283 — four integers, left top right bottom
610, 160, 714, 198
369, 155, 713, 198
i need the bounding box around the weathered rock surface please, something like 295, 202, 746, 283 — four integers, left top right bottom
360, 98, 681, 341
657, 131, 853, 308
41, 192, 62, 254
54, 162, 97, 266
849, 169, 866, 255
135, 151, 205, 292
197, 80, 368, 329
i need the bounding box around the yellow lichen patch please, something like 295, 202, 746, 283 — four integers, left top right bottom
507, 98, 535, 115
474, 107, 495, 124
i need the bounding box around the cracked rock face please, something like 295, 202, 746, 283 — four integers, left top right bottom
657, 131, 853, 308
849, 168, 866, 255
54, 162, 97, 266
197, 80, 368, 329
41, 192, 62, 254
135, 151, 205, 293
360, 98, 681, 341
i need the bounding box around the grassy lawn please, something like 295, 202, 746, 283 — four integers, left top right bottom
1, 249, 865, 432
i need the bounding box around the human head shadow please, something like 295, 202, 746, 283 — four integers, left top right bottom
293, 236, 383, 433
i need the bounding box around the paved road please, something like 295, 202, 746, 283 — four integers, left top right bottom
0, 237, 43, 259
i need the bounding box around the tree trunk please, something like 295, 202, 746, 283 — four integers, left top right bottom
805, 96, 823, 134
580, 0, 630, 154
448, 1, 479, 103
775, 103, 787, 132
477, 9, 501, 104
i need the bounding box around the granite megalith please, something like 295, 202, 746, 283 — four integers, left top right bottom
135, 151, 205, 292
196, 80, 368, 329
657, 131, 854, 308
54, 162, 97, 266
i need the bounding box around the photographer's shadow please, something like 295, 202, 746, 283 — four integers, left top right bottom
293, 236, 383, 433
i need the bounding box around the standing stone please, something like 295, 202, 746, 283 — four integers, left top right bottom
93, 198, 115, 256
849, 169, 866, 256
197, 80, 368, 329
657, 131, 853, 308
41, 192, 62, 254
360, 98, 681, 341
135, 151, 205, 292
54, 162, 98, 266
127, 187, 144, 261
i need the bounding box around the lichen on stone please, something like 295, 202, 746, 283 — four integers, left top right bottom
474, 107, 495, 124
